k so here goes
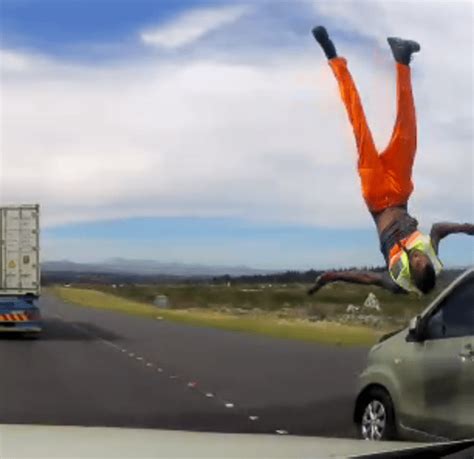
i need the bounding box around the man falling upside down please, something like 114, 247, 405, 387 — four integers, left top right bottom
308, 26, 473, 296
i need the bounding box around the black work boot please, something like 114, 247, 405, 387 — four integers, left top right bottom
312, 26, 337, 60
387, 37, 420, 65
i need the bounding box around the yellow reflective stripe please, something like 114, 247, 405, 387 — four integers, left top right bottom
390, 252, 420, 294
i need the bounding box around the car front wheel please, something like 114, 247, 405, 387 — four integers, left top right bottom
359, 388, 397, 440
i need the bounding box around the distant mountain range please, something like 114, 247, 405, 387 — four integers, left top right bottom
41, 259, 470, 286
42, 258, 471, 281
41, 258, 277, 277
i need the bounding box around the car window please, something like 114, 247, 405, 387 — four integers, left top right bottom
425, 275, 474, 340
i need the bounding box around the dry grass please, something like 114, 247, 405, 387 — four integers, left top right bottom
51, 287, 386, 346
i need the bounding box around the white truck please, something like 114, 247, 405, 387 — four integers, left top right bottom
0, 205, 41, 336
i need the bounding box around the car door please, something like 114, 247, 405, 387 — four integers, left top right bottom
396, 272, 474, 439
417, 272, 474, 439
459, 333, 474, 439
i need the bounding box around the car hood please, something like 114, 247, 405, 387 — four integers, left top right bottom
1, 424, 473, 458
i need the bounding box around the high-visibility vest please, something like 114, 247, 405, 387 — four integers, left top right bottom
388, 231, 443, 294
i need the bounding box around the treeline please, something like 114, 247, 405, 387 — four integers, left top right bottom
42, 266, 465, 287
41, 271, 187, 286
211, 266, 386, 284
211, 267, 466, 286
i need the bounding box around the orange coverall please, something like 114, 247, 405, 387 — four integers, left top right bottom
329, 57, 416, 213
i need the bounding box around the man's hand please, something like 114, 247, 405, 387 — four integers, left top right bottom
307, 274, 330, 295
430, 222, 474, 254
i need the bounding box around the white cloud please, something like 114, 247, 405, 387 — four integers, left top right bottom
0, 47, 374, 229
0, 50, 33, 72
0, 0, 472, 237
140, 5, 251, 49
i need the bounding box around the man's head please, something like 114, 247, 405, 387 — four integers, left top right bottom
408, 249, 436, 294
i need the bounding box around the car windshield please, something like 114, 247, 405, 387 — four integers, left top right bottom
0, 0, 473, 456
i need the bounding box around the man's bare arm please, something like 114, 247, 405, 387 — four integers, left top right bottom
430, 222, 474, 254
307, 270, 403, 295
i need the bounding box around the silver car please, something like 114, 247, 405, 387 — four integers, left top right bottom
354, 268, 474, 441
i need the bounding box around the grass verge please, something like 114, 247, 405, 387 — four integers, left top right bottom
51, 287, 385, 346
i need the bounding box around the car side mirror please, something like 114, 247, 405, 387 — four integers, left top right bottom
408, 315, 424, 342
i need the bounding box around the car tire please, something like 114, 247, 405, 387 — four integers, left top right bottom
358, 387, 397, 441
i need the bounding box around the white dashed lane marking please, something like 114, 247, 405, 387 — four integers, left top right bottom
51, 309, 291, 435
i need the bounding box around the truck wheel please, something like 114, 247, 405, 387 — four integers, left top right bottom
358, 387, 397, 440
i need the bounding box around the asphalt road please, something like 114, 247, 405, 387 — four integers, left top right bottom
0, 293, 368, 438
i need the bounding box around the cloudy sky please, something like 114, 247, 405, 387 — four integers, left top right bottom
0, 0, 472, 269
